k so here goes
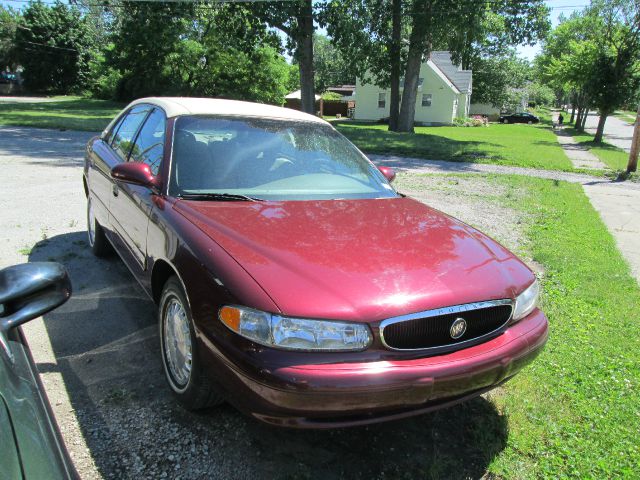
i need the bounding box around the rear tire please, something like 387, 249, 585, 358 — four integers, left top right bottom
159, 276, 224, 410
527, 120, 533, 124
87, 198, 111, 257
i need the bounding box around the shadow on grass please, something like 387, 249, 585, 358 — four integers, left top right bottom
0, 98, 123, 132
30, 231, 510, 480
335, 123, 504, 163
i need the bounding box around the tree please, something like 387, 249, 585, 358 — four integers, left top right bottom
14, 1, 94, 93
313, 33, 355, 91
471, 53, 531, 108
586, 0, 640, 143
254, 1, 317, 114
0, 6, 20, 71
108, 2, 289, 104
539, 2, 640, 142
327, 0, 549, 132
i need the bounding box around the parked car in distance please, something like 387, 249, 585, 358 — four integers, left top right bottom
499, 112, 540, 124
83, 97, 548, 428
0, 262, 76, 479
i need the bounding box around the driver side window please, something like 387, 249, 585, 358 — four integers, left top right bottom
129, 108, 166, 176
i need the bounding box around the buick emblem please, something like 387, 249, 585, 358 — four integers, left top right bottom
450, 317, 467, 339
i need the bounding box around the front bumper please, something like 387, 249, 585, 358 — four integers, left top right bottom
204, 309, 548, 428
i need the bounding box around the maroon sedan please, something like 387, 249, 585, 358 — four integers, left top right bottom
83, 97, 547, 428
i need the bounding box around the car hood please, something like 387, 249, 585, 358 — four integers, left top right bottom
174, 197, 534, 322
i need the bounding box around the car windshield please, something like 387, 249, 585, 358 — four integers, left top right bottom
169, 115, 398, 201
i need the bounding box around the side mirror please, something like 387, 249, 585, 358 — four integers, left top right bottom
378, 166, 396, 183
111, 162, 159, 189
0, 262, 72, 334
0, 262, 71, 362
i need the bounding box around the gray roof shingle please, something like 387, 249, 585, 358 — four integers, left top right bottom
430, 51, 472, 94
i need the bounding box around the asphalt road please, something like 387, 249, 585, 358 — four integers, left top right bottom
584, 111, 635, 152
1, 125, 525, 480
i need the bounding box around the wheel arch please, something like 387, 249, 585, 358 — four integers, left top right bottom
151, 259, 186, 305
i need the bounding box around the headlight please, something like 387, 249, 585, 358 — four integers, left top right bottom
218, 305, 372, 351
512, 279, 540, 321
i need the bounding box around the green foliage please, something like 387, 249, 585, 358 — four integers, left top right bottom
321, 91, 343, 101
0, 5, 20, 70
15, 1, 95, 93
526, 81, 555, 106
108, 2, 288, 104
313, 33, 356, 91
471, 52, 531, 107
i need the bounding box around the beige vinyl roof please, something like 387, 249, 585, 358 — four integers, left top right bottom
101, 97, 328, 138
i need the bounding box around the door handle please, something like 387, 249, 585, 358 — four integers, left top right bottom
112, 184, 119, 197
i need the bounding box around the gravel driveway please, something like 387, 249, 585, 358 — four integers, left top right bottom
1, 125, 529, 480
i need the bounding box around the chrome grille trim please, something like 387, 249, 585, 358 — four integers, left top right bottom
379, 299, 514, 352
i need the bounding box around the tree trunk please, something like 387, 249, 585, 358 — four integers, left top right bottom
388, 0, 402, 132
397, 0, 431, 133
297, 0, 316, 115
580, 103, 589, 131
569, 92, 576, 124
627, 103, 640, 174
593, 110, 608, 144
575, 106, 583, 130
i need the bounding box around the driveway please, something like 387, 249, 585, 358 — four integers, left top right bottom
1, 125, 520, 479
583, 111, 635, 152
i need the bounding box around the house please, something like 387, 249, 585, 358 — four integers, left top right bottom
354, 51, 472, 125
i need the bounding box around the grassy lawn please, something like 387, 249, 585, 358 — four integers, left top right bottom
336, 120, 574, 171
614, 110, 637, 123
393, 173, 640, 477
0, 96, 123, 131
565, 126, 630, 171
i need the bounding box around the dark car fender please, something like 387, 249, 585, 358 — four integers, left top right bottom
144, 196, 281, 358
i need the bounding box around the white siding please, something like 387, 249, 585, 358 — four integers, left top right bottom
355, 62, 460, 125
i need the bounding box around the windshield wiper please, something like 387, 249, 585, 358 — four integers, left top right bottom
177, 192, 264, 202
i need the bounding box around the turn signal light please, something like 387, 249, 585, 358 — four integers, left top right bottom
219, 306, 241, 332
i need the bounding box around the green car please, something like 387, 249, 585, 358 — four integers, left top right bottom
0, 262, 77, 479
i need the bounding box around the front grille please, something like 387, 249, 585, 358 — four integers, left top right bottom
380, 301, 513, 351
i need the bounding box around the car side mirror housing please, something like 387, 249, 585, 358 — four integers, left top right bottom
0, 262, 72, 335
111, 162, 159, 189
378, 166, 396, 183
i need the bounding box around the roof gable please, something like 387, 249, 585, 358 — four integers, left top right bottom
430, 51, 472, 93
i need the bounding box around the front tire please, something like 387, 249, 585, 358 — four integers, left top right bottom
502, 119, 509, 124
159, 276, 223, 410
87, 198, 111, 257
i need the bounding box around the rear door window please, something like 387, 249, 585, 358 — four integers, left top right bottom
110, 105, 151, 161
129, 108, 166, 175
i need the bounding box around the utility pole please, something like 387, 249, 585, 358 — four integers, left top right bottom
627, 102, 640, 174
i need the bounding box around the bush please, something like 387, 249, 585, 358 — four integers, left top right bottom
453, 115, 489, 127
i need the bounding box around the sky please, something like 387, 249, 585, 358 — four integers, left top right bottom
2, 0, 591, 62
516, 0, 591, 60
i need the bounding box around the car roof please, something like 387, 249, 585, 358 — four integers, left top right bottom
128, 97, 328, 124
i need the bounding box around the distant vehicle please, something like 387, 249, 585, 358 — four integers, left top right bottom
499, 112, 540, 124
0, 262, 76, 479
84, 97, 548, 428
0, 72, 18, 84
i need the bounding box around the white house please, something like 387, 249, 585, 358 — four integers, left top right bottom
354, 51, 472, 125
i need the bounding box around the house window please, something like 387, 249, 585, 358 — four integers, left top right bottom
422, 94, 432, 107
378, 92, 386, 108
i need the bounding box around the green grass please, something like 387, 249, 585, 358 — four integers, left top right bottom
0, 96, 124, 131
565, 126, 630, 171
614, 110, 637, 123
335, 119, 574, 171
393, 173, 640, 477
